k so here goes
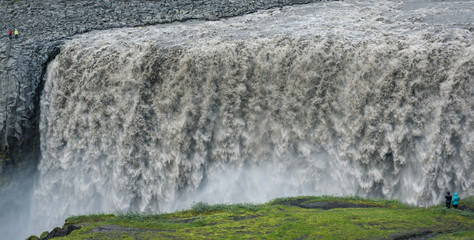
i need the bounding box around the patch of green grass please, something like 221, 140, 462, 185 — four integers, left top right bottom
40, 231, 49, 238
461, 196, 474, 209
267, 195, 314, 205
431, 230, 474, 239
66, 213, 115, 225
269, 195, 410, 208
53, 196, 474, 240
191, 202, 262, 214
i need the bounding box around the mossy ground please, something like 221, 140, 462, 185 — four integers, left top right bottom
39, 196, 474, 240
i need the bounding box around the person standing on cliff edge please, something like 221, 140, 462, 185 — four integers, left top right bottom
14, 29, 18, 39
445, 191, 452, 208
8, 29, 12, 39
452, 192, 460, 209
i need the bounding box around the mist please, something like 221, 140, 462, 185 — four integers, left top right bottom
0, 167, 36, 240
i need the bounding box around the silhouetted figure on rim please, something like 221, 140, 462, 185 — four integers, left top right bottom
452, 192, 460, 209
445, 191, 452, 208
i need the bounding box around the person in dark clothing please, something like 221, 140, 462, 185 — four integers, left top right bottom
452, 192, 460, 209
8, 30, 12, 39
445, 191, 452, 208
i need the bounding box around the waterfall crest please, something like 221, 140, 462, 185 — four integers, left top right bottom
32, 0, 473, 234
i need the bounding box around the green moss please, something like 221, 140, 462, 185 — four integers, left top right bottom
460, 196, 474, 209
0, 149, 10, 165
191, 202, 261, 214
431, 230, 474, 239
269, 195, 410, 208
66, 213, 115, 225
52, 196, 474, 240
40, 231, 49, 238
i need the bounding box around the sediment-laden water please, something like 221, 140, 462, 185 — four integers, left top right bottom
28, 0, 473, 237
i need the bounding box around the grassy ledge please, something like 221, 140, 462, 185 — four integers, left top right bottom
29, 196, 474, 240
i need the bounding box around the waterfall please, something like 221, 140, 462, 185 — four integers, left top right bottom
30, 0, 473, 236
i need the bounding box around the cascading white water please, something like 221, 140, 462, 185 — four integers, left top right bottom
30, 0, 473, 236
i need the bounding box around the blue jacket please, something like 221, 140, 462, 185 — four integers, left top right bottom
452, 193, 460, 205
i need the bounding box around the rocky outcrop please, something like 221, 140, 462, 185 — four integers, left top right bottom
0, 0, 335, 175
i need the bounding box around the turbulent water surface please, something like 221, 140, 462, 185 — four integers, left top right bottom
27, 0, 473, 237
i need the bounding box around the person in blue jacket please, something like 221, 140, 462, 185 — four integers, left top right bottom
452, 192, 460, 209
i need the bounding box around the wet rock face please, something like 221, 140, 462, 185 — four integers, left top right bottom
0, 0, 330, 170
